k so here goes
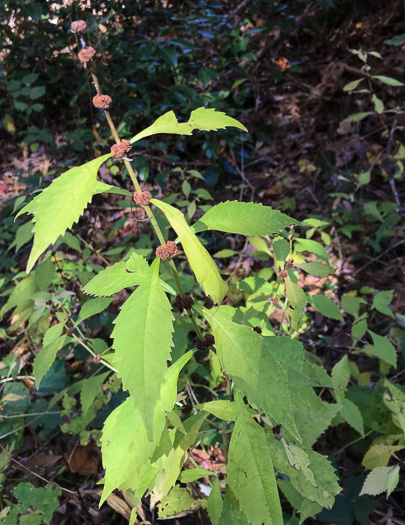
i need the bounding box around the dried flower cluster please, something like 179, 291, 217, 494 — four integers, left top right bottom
196, 333, 215, 350
78, 46, 95, 62
71, 20, 87, 32
174, 294, 194, 310
155, 241, 178, 261
132, 190, 152, 206
110, 139, 131, 158
93, 94, 112, 109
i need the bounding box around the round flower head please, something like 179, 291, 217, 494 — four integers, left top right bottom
78, 46, 95, 63
93, 94, 112, 109
133, 190, 152, 206
71, 20, 87, 32
110, 139, 132, 158
156, 241, 178, 261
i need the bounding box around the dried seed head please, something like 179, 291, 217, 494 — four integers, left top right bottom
133, 190, 152, 206
182, 295, 194, 310
285, 258, 294, 270
71, 20, 87, 32
196, 338, 207, 350
111, 139, 132, 158
252, 326, 262, 334
66, 327, 75, 336
93, 354, 101, 364
204, 333, 215, 347
78, 46, 95, 62
93, 94, 112, 109
155, 240, 178, 261
279, 270, 288, 280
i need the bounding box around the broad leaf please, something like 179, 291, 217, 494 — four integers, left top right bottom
202, 306, 300, 440
111, 258, 174, 436
76, 297, 113, 324
371, 290, 395, 318
81, 372, 110, 413
131, 107, 247, 144
307, 294, 344, 322
192, 201, 297, 235
152, 199, 227, 304
362, 331, 397, 368
296, 262, 335, 277
227, 392, 283, 525
360, 465, 400, 497
33, 335, 67, 387
207, 478, 223, 525
17, 154, 111, 273
383, 379, 405, 436
285, 278, 306, 329
197, 400, 237, 421
93, 181, 132, 197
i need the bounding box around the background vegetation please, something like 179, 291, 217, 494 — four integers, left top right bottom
0, 0, 404, 523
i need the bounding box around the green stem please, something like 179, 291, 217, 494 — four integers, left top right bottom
222, 379, 233, 461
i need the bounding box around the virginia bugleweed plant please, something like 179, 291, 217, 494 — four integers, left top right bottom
3, 12, 402, 525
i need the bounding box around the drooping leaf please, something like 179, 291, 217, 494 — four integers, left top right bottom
371, 290, 395, 318
383, 379, 405, 436
373, 75, 404, 87
152, 199, 227, 304
192, 201, 297, 236
100, 352, 193, 504
339, 398, 365, 437
277, 480, 322, 524
362, 443, 405, 470
207, 478, 223, 525
111, 258, 174, 436
131, 107, 247, 144
360, 465, 400, 497
362, 331, 397, 368
307, 294, 344, 322
227, 392, 283, 525
33, 335, 67, 387
159, 485, 205, 519
285, 278, 306, 329
80, 372, 110, 413
93, 181, 132, 197
197, 400, 237, 421
202, 306, 300, 440
267, 434, 341, 509
17, 154, 111, 273
218, 487, 247, 525
76, 297, 113, 325
296, 262, 335, 277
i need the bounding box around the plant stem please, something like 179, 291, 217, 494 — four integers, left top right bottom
90, 69, 205, 341
222, 379, 233, 461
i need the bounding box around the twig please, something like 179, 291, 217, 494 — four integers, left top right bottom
354, 239, 405, 275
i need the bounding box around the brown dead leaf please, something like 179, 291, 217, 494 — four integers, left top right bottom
275, 56, 291, 72
26, 453, 61, 469
63, 440, 101, 475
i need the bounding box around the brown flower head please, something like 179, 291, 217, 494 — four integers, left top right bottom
93, 94, 112, 109
78, 46, 95, 63
133, 190, 152, 206
110, 139, 132, 158
174, 294, 194, 310
71, 20, 87, 32
196, 333, 215, 350
155, 240, 178, 261
252, 326, 262, 334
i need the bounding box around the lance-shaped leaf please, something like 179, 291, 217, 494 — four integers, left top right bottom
111, 258, 174, 437
202, 306, 300, 440
130, 107, 247, 144
93, 181, 132, 197
17, 153, 111, 273
227, 392, 283, 525
192, 201, 298, 236
100, 351, 193, 504
152, 199, 227, 304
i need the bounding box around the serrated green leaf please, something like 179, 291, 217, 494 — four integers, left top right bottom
101, 352, 193, 504
84, 260, 148, 297
300, 218, 329, 228
285, 278, 306, 329
111, 258, 174, 437
81, 372, 110, 413
372, 290, 395, 318
277, 480, 322, 524
159, 486, 205, 519
362, 331, 397, 368
18, 154, 111, 273
294, 238, 328, 262
362, 443, 404, 469
207, 478, 223, 525
77, 297, 113, 324
383, 379, 405, 436
152, 199, 227, 304
341, 295, 367, 318
267, 435, 340, 508
33, 335, 67, 387
307, 294, 344, 322
197, 400, 237, 421
219, 487, 248, 525
340, 398, 365, 437
296, 262, 335, 277
273, 237, 290, 261
227, 392, 283, 525
42, 322, 65, 347
360, 465, 400, 497
331, 355, 350, 402
131, 107, 247, 144
192, 201, 297, 235
202, 306, 300, 440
